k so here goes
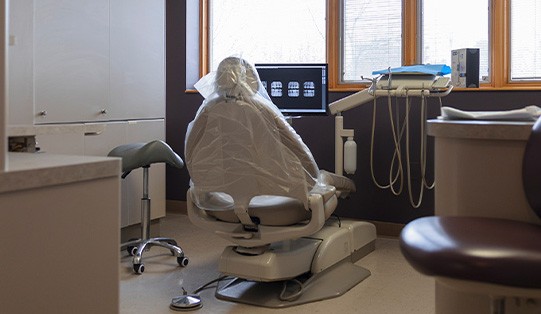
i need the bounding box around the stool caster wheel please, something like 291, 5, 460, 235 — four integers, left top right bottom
177, 256, 189, 267
127, 245, 138, 256
133, 263, 145, 274
126, 238, 138, 256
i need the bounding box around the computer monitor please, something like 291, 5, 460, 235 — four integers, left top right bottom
255, 63, 328, 115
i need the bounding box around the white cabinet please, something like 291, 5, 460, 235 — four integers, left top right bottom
34, 0, 110, 123
8, 0, 167, 228
36, 119, 166, 228
32, 0, 165, 124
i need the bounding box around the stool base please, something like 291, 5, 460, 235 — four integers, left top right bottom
122, 237, 188, 274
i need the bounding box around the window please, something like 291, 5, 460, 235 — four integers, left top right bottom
420, 0, 490, 83
341, 0, 402, 82
207, 0, 326, 72
200, 0, 541, 90
510, 0, 541, 81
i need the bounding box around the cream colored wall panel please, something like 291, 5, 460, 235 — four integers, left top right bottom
0, 175, 119, 313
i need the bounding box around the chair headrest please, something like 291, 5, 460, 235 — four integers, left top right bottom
215, 57, 260, 98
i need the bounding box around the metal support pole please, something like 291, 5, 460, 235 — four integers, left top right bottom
141, 166, 151, 240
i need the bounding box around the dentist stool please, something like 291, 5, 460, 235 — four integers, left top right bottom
109, 140, 188, 274
399, 116, 541, 313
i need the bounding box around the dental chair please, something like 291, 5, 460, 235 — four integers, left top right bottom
399, 117, 541, 313
184, 57, 376, 307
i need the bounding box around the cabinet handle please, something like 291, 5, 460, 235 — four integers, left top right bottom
100, 109, 108, 115
38, 110, 47, 117
84, 131, 103, 136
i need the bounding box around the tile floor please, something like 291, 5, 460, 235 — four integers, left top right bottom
120, 214, 435, 314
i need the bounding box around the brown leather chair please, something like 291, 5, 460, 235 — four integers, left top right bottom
399, 117, 541, 313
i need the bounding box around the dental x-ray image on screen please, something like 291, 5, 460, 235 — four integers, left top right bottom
255, 63, 328, 115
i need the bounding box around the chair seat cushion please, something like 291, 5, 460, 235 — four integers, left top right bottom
400, 216, 541, 289
193, 192, 312, 226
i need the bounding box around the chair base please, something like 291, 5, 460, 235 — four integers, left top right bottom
215, 219, 376, 307
218, 219, 376, 282
122, 237, 188, 274
216, 260, 371, 308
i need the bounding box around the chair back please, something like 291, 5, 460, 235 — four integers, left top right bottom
523, 116, 541, 218
185, 58, 319, 210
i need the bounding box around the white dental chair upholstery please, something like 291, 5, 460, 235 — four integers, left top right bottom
185, 57, 376, 307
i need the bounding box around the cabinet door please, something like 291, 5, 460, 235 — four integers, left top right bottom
84, 122, 126, 157
8, 0, 34, 126
109, 0, 165, 120
35, 125, 86, 155
84, 122, 130, 227
34, 0, 109, 124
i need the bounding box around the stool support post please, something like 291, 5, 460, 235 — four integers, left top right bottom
141, 166, 151, 240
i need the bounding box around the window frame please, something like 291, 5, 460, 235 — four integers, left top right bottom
199, 0, 541, 91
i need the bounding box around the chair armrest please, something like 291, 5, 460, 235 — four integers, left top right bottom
319, 170, 356, 197
187, 189, 327, 248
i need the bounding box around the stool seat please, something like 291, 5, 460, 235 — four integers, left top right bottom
400, 216, 541, 289
108, 140, 184, 175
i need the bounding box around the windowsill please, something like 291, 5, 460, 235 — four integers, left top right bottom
185, 86, 541, 95
452, 86, 541, 91
328, 86, 541, 93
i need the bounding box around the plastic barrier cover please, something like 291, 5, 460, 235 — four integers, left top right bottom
185, 57, 322, 210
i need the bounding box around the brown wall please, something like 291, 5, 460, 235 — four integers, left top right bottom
165, 1, 541, 224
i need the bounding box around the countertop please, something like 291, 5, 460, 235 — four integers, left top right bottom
427, 119, 535, 141
0, 152, 121, 194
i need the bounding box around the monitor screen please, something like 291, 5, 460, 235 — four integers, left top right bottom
255, 63, 328, 115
